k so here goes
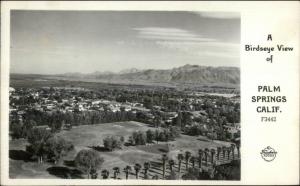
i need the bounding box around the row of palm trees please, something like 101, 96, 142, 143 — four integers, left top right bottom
98, 144, 240, 180
100, 162, 151, 179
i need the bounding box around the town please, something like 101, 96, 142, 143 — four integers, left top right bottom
9, 81, 240, 180
9, 85, 240, 141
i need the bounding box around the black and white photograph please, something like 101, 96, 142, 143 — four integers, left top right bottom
9, 10, 241, 180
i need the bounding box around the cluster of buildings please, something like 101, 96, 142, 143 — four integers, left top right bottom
9, 86, 149, 115
9, 86, 240, 141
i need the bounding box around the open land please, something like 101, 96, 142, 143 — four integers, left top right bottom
10, 121, 232, 179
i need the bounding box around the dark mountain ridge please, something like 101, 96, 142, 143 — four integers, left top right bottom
78, 64, 240, 85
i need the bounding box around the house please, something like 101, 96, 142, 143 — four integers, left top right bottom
75, 104, 86, 112
164, 112, 178, 123
132, 103, 143, 107
92, 100, 102, 105
223, 123, 240, 139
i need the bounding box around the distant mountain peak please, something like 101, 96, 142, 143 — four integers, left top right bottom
119, 68, 141, 74
182, 64, 199, 68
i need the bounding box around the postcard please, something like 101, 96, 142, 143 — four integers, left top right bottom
1, 1, 299, 185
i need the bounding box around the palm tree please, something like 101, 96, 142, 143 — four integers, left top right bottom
101, 169, 109, 179
155, 130, 159, 144
144, 162, 151, 179
168, 159, 175, 172
198, 149, 203, 168
177, 153, 184, 173
231, 144, 236, 160
217, 147, 222, 160
113, 167, 120, 179
190, 156, 196, 168
210, 149, 216, 165
226, 147, 231, 160
236, 142, 240, 158
123, 165, 132, 180
162, 154, 168, 179
90, 168, 98, 179
134, 163, 142, 179
184, 151, 191, 170
204, 148, 209, 166
222, 146, 227, 159
154, 115, 162, 128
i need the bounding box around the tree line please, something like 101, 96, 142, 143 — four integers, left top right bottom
9, 109, 137, 139
103, 127, 181, 151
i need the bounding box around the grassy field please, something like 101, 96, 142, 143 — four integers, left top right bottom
9, 121, 232, 179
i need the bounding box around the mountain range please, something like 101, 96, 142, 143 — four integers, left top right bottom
60, 64, 240, 85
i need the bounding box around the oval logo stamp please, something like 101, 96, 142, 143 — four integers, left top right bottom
261, 146, 277, 162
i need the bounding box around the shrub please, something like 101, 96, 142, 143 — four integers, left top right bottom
103, 136, 123, 151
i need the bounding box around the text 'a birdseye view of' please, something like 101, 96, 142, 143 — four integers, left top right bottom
9, 11, 241, 180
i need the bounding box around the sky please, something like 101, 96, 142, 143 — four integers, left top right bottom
10, 11, 240, 74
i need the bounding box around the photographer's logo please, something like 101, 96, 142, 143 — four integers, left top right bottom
261, 146, 277, 162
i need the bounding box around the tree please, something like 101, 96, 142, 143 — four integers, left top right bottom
159, 131, 167, 142
217, 147, 222, 160
10, 122, 23, 139
90, 168, 98, 179
169, 126, 181, 139
103, 136, 113, 151
144, 162, 151, 179
137, 131, 147, 145
210, 149, 216, 165
177, 153, 184, 174
131, 131, 146, 145
101, 169, 109, 179
103, 136, 123, 151
44, 136, 74, 164
128, 136, 134, 146
134, 163, 142, 179
231, 144, 236, 160
236, 141, 240, 158
162, 154, 168, 179
176, 111, 182, 128
226, 147, 231, 160
146, 129, 154, 143
153, 115, 162, 128
198, 149, 203, 169
190, 156, 196, 168
112, 136, 124, 149
113, 167, 120, 179
185, 151, 191, 170
204, 148, 209, 166
120, 136, 125, 144
26, 127, 52, 164
168, 159, 175, 172
22, 119, 37, 138
154, 129, 160, 144
182, 112, 192, 128
124, 165, 132, 180
222, 146, 227, 159
75, 149, 104, 179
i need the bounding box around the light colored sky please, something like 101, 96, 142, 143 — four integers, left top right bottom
10, 11, 240, 74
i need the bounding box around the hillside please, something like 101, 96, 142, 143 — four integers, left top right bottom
66, 64, 240, 85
